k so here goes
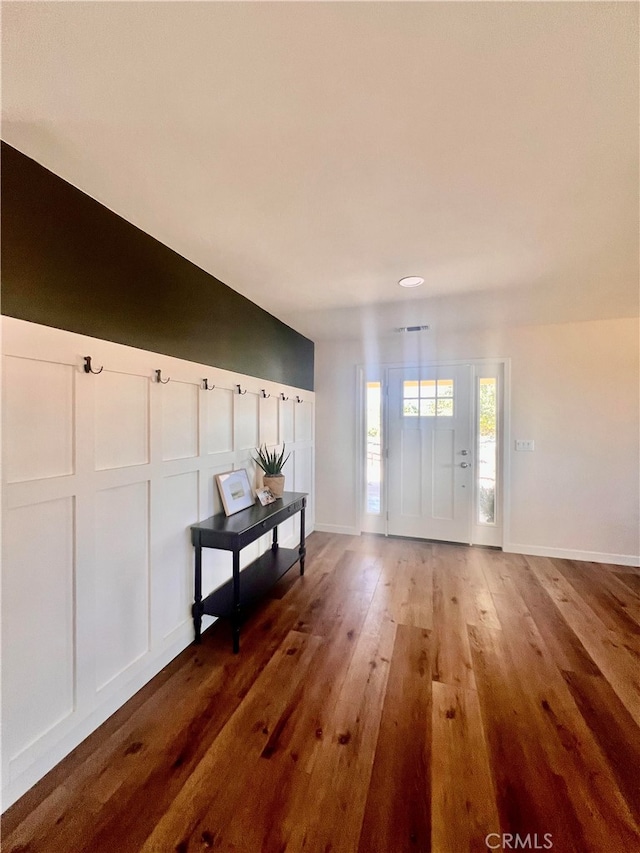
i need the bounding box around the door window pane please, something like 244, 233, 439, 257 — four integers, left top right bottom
403, 377, 454, 417
478, 377, 497, 524
366, 382, 382, 514
437, 379, 454, 398
402, 380, 419, 417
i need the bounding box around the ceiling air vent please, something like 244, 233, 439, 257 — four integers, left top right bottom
395, 325, 430, 333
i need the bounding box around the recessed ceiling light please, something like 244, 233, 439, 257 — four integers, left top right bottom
398, 276, 424, 288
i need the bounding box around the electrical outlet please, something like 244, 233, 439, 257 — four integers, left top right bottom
515, 439, 535, 452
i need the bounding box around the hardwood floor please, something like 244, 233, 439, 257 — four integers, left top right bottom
3, 532, 640, 852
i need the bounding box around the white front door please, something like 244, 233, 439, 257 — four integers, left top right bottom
387, 364, 473, 543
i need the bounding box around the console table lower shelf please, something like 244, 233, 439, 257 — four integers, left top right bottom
190, 492, 307, 653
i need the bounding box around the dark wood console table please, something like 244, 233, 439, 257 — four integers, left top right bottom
190, 492, 307, 652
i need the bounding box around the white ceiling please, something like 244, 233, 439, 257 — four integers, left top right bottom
2, 1, 638, 341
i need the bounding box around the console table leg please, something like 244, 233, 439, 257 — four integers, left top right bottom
299, 502, 306, 576
232, 550, 241, 654
193, 544, 203, 644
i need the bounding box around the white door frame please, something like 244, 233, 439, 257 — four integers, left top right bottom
356, 358, 511, 547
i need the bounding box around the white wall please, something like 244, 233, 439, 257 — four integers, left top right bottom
315, 316, 639, 564
1, 317, 314, 809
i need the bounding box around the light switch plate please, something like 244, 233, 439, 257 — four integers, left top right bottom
515, 439, 535, 451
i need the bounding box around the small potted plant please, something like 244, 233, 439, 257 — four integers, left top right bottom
252, 443, 290, 498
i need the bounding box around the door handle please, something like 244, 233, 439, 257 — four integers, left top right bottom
460, 462, 471, 468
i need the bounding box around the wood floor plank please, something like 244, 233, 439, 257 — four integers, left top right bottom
293, 549, 380, 637
4, 533, 640, 853
255, 555, 380, 775
556, 559, 640, 634
431, 682, 499, 853
211, 760, 312, 852
357, 624, 431, 853
609, 563, 640, 576
491, 581, 640, 850
614, 571, 640, 594
284, 589, 396, 853
383, 539, 433, 630
562, 669, 640, 828
476, 547, 527, 595
506, 556, 601, 676
431, 545, 476, 691
525, 555, 640, 726
137, 630, 323, 852
468, 622, 592, 853
457, 547, 502, 631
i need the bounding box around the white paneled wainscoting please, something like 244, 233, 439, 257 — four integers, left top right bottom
1, 317, 315, 809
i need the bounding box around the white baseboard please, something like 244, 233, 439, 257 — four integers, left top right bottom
313, 523, 360, 536
308, 532, 639, 567
504, 542, 640, 568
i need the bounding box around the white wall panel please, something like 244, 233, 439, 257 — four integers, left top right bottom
205, 387, 233, 454
278, 517, 295, 545
279, 398, 294, 444
4, 356, 74, 483
281, 449, 295, 488
294, 447, 313, 494
2, 498, 75, 761
94, 482, 149, 690
94, 371, 148, 470
201, 465, 233, 600
234, 392, 258, 450
294, 400, 313, 442
1, 317, 315, 808
156, 471, 198, 638
162, 381, 198, 460
204, 466, 228, 520
259, 395, 279, 447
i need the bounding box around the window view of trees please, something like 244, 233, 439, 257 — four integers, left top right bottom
478, 378, 497, 524
366, 382, 381, 514
479, 379, 497, 438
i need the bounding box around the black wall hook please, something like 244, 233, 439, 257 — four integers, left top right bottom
236, 384, 247, 395
155, 369, 170, 384
295, 396, 303, 403
280, 393, 289, 401
202, 379, 215, 391
83, 356, 103, 375
261, 389, 271, 398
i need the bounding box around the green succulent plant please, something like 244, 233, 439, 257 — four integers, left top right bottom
252, 443, 290, 476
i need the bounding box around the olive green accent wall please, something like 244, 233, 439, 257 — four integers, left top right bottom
1, 143, 314, 390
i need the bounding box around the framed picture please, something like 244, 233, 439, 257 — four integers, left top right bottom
255, 486, 277, 507
215, 469, 255, 516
